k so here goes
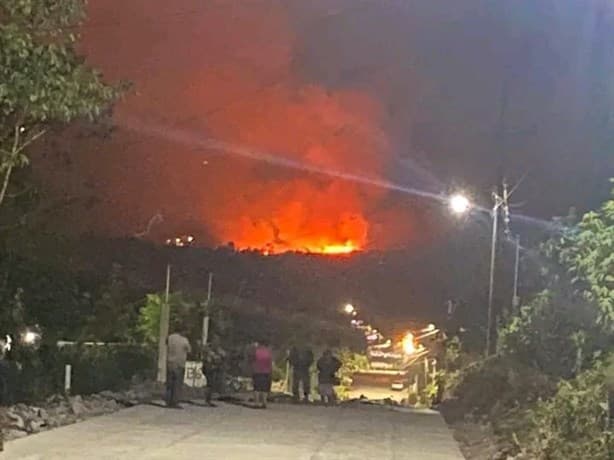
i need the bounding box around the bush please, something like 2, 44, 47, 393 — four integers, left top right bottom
516, 368, 613, 460
137, 292, 204, 344
498, 289, 607, 379
448, 355, 556, 417
336, 349, 369, 399
66, 345, 156, 395
8, 344, 155, 403
420, 380, 440, 407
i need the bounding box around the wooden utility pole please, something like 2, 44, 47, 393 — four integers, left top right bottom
157, 264, 171, 383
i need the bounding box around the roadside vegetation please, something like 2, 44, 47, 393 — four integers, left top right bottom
445, 183, 614, 459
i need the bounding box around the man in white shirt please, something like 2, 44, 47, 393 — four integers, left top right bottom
166, 331, 191, 408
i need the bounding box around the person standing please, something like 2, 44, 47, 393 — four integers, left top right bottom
166, 329, 191, 408
317, 349, 342, 406
202, 336, 226, 406
251, 340, 273, 409
288, 345, 314, 403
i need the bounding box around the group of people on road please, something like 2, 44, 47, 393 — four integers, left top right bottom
164, 329, 342, 409
164, 329, 275, 409
288, 345, 342, 405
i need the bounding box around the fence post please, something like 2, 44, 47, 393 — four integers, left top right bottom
64, 364, 72, 395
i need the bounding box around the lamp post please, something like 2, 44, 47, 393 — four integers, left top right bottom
448, 190, 509, 356
486, 180, 514, 356
486, 193, 501, 356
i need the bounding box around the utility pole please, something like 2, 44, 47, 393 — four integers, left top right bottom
202, 272, 213, 346
486, 181, 510, 356
486, 195, 499, 357
157, 264, 171, 383
486, 47, 509, 357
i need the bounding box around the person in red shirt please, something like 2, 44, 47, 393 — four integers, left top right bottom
250, 339, 273, 409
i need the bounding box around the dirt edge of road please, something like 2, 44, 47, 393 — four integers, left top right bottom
441, 402, 505, 460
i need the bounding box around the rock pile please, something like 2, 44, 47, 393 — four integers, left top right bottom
3, 384, 155, 441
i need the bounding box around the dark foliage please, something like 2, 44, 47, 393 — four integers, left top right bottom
5, 344, 154, 403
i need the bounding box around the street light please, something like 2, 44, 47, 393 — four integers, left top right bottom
485, 180, 515, 356
448, 186, 513, 356
402, 332, 416, 355
449, 193, 471, 215
21, 327, 41, 346
23, 331, 38, 344
343, 303, 355, 315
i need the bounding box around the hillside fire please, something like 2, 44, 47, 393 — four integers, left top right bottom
58, 0, 402, 252
257, 239, 359, 256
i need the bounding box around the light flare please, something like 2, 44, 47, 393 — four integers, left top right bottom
402, 332, 416, 355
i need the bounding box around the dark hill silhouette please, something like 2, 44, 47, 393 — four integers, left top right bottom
63, 230, 529, 337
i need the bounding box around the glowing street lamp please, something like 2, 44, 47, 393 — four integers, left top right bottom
343, 303, 355, 315
24, 331, 37, 344
449, 193, 471, 215
21, 328, 41, 346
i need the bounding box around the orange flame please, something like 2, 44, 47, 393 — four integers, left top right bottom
322, 242, 357, 255
252, 238, 360, 256
261, 242, 357, 256
226, 199, 370, 255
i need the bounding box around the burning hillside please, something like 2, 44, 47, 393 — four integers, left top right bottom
35, 0, 408, 254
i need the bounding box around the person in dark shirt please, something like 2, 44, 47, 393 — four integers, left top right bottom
288, 345, 314, 403
202, 336, 227, 406
166, 330, 191, 408
317, 349, 342, 406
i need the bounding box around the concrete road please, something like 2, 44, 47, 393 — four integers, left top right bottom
2, 402, 464, 460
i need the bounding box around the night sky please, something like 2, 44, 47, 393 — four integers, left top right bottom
35, 0, 614, 251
